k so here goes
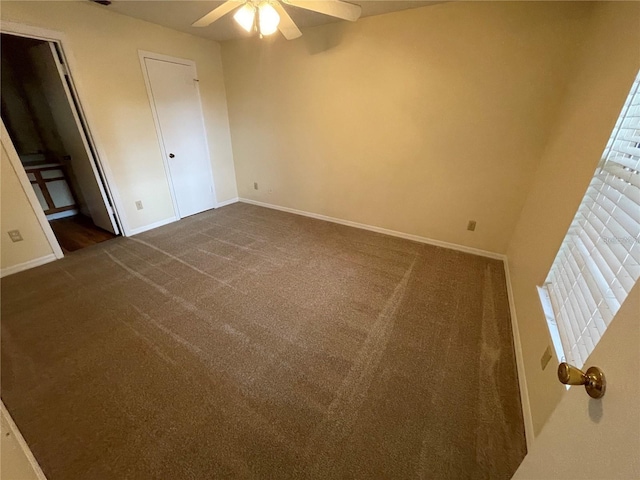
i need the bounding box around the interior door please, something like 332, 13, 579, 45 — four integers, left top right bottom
513, 282, 639, 479
143, 57, 216, 218
28, 42, 119, 234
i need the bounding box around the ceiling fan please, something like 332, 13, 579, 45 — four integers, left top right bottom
192, 0, 362, 40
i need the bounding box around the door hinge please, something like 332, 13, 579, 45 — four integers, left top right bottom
55, 56, 69, 76
53, 44, 70, 76
106, 204, 114, 215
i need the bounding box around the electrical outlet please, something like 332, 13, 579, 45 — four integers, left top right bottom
540, 345, 553, 370
135, 200, 144, 210
8, 230, 23, 242
254, 182, 259, 190
467, 220, 477, 231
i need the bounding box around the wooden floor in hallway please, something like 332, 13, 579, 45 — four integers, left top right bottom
49, 214, 116, 253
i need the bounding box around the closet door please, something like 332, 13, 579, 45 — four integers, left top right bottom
143, 56, 216, 218
29, 42, 119, 234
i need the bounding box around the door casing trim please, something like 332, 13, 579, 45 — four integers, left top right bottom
1, 119, 64, 261
138, 49, 219, 220
0, 20, 128, 235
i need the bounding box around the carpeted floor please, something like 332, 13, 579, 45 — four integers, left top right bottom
1, 203, 526, 479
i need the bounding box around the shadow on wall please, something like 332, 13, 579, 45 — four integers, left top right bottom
303, 23, 348, 55
588, 398, 603, 424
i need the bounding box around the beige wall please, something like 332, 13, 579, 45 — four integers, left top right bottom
506, 1, 640, 435
514, 282, 640, 479
1, 1, 237, 235
1, 404, 44, 480
223, 0, 640, 437
221, 1, 594, 254
2, 0, 638, 444
1, 140, 54, 271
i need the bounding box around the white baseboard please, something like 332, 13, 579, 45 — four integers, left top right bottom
0, 254, 58, 278
503, 257, 535, 449
126, 200, 238, 237
125, 198, 239, 237
46, 209, 78, 221
216, 197, 239, 208
128, 216, 177, 236
1, 402, 47, 480
239, 198, 505, 260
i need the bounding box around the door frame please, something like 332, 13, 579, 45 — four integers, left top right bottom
138, 50, 219, 220
0, 20, 128, 235
1, 118, 64, 261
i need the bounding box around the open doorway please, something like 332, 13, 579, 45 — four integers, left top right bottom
1, 33, 120, 253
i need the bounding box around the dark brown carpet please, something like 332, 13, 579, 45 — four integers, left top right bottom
1, 203, 526, 479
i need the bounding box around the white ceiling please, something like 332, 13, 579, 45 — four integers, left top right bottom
97, 1, 442, 42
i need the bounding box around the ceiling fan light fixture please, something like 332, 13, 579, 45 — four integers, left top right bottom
193, 0, 360, 39
258, 2, 280, 36
233, 3, 256, 33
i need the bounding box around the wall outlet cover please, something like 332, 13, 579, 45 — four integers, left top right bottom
8, 230, 23, 242
467, 220, 477, 231
135, 201, 144, 210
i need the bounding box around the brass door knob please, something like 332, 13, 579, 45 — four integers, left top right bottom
557, 362, 606, 399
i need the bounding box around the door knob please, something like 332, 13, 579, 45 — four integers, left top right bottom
557, 362, 606, 399
169, 153, 175, 158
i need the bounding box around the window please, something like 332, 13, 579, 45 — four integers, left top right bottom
542, 71, 640, 368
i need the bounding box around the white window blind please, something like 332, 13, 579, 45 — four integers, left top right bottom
544, 71, 640, 368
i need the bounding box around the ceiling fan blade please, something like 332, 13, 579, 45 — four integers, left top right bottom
272, 2, 302, 39
192, 1, 241, 27
284, 0, 361, 22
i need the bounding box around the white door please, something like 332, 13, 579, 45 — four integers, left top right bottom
28, 42, 119, 234
143, 56, 216, 218
513, 282, 640, 479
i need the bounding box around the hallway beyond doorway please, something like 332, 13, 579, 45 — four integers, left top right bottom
49, 215, 115, 253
